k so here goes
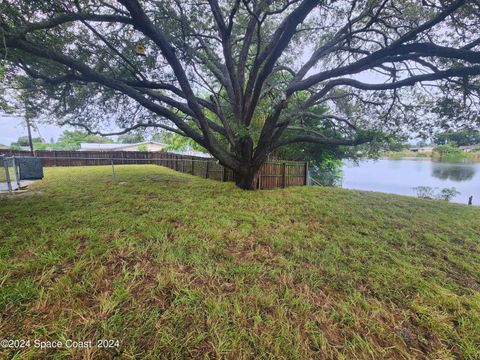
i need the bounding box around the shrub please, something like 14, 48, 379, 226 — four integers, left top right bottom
437, 187, 460, 201
413, 186, 460, 202
413, 186, 436, 199
432, 145, 466, 162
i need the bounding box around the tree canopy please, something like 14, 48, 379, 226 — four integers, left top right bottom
1, 0, 480, 188
13, 135, 43, 147
117, 132, 145, 143
434, 128, 480, 146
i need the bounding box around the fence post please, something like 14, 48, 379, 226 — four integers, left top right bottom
12, 156, 20, 189
221, 166, 225, 182
111, 159, 116, 180
205, 160, 209, 179
282, 162, 286, 188
191, 157, 194, 175
54, 151, 58, 166
304, 162, 309, 185
3, 157, 12, 193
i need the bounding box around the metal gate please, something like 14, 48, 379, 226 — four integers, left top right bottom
0, 155, 44, 193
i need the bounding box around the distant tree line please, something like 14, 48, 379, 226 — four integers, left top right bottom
433, 129, 480, 147
10, 130, 113, 151
8, 129, 205, 152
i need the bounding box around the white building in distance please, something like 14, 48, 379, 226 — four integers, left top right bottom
79, 141, 212, 158
79, 141, 167, 152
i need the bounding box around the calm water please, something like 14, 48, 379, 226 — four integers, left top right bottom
342, 159, 480, 205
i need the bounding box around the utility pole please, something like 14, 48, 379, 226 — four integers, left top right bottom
23, 94, 36, 156
25, 115, 34, 156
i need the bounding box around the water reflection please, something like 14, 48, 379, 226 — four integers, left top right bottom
341, 159, 480, 205
431, 163, 476, 182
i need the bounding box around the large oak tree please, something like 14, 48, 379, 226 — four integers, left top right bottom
1, 0, 479, 188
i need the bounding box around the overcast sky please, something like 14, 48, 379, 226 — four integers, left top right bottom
0, 116, 68, 146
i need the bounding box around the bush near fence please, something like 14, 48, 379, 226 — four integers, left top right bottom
0, 150, 307, 189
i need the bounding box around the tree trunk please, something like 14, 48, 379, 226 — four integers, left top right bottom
231, 136, 260, 190
234, 167, 257, 190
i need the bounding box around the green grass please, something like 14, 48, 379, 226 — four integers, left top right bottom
386, 150, 480, 162
1, 165, 480, 359
385, 151, 432, 160
432, 151, 480, 162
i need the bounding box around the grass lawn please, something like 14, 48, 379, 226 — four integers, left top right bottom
1, 165, 480, 359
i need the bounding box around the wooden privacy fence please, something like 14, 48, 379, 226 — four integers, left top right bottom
0, 150, 307, 189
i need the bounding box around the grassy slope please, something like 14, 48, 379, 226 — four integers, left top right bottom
386, 150, 480, 162
1, 165, 479, 359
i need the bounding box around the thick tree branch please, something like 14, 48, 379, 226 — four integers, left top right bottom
63, 121, 187, 137
274, 133, 373, 148
18, 13, 133, 33
117, 0, 217, 144
243, 0, 320, 125
6, 35, 208, 146
289, 44, 480, 94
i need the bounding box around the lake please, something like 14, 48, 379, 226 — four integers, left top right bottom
342, 159, 480, 205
